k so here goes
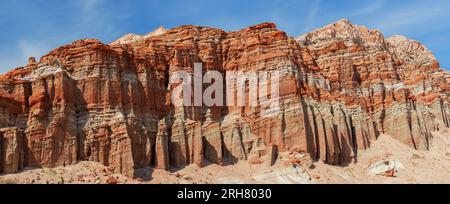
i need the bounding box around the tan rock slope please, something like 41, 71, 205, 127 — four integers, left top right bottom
0, 20, 449, 178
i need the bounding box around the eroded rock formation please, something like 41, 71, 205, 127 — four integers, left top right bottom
0, 20, 449, 176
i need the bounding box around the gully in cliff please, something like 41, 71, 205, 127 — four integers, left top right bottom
170, 63, 285, 117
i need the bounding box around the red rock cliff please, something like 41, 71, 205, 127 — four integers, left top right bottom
0, 20, 449, 176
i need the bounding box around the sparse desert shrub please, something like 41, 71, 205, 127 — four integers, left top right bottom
412, 154, 422, 160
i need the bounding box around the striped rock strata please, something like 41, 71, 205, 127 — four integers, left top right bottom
0, 20, 449, 176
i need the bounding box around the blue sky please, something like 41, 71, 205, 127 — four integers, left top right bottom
1, 0, 449, 73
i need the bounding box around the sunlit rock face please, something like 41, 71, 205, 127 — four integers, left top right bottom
0, 19, 449, 176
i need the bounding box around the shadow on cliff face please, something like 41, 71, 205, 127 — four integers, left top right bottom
221, 145, 240, 166
127, 68, 162, 170
70, 78, 90, 165
0, 133, 4, 171
203, 138, 221, 165
302, 98, 317, 162
300, 97, 356, 167
133, 167, 154, 181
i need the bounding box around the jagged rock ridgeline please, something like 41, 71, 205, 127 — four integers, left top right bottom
110, 26, 168, 45
0, 20, 449, 176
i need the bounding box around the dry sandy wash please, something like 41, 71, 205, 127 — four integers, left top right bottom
1, 129, 449, 184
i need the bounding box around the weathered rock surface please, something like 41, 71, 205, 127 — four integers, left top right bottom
0, 19, 449, 177
110, 26, 168, 45
0, 128, 24, 174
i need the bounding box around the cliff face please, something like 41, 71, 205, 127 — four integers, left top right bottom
0, 20, 449, 176
295, 19, 449, 163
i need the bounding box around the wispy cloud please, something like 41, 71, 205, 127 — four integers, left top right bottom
80, 0, 103, 12
368, 2, 450, 35
0, 0, 125, 72
18, 40, 51, 64
0, 40, 51, 70
76, 0, 120, 36
1, 0, 449, 72
302, 0, 321, 33
348, 0, 386, 17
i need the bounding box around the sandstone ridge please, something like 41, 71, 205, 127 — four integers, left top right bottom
1, 20, 449, 177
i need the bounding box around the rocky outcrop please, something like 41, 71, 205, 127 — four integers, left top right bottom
0, 20, 449, 176
110, 26, 168, 45
0, 128, 24, 174
296, 19, 449, 158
